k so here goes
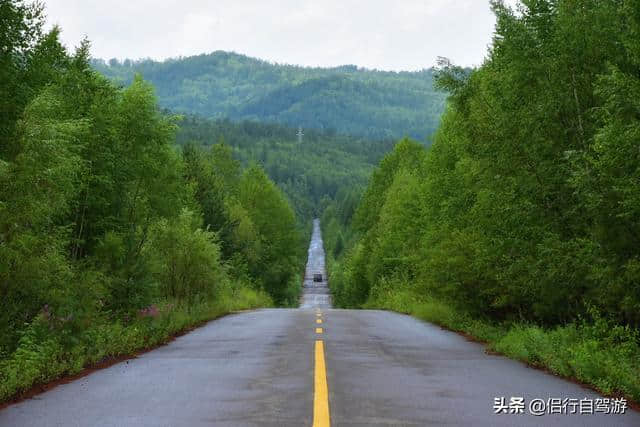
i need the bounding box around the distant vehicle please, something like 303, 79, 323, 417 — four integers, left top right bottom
313, 274, 323, 282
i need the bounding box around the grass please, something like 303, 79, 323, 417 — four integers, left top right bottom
0, 285, 272, 404
365, 288, 640, 403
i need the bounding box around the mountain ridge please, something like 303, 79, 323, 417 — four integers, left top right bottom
91, 50, 446, 140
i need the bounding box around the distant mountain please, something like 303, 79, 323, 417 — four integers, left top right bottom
91, 51, 446, 141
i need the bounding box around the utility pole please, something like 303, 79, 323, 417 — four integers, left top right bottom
297, 126, 304, 144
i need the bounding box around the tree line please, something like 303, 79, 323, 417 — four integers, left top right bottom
176, 115, 395, 219
326, 0, 640, 329
0, 0, 302, 369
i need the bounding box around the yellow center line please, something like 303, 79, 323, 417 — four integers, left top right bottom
316, 318, 322, 324
316, 327, 323, 334
313, 340, 330, 427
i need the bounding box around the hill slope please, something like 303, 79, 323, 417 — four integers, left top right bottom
176, 116, 394, 219
92, 51, 446, 140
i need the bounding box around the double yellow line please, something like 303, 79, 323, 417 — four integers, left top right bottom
313, 309, 330, 427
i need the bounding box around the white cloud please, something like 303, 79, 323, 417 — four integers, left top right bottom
43, 0, 516, 70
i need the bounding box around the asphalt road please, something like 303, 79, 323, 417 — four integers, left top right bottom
300, 219, 331, 309
1, 221, 638, 426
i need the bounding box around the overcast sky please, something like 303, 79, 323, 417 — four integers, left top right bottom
43, 0, 519, 71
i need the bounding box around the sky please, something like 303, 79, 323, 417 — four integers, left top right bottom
43, 0, 520, 71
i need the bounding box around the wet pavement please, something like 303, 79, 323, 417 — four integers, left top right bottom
299, 219, 331, 309
1, 220, 639, 426
3, 309, 638, 426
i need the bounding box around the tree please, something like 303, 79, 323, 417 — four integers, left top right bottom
238, 165, 301, 304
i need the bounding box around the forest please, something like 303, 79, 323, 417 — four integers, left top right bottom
323, 0, 640, 402
0, 1, 302, 401
176, 115, 394, 219
2, 0, 640, 408
91, 52, 446, 141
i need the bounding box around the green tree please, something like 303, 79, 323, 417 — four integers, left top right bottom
238, 165, 301, 304
145, 209, 226, 301
0, 88, 86, 350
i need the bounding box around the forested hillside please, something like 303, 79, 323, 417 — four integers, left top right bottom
324, 0, 640, 402
4, 0, 640, 410
176, 116, 394, 219
1, 1, 302, 401
91, 52, 446, 140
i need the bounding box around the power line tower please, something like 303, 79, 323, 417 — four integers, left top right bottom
297, 126, 304, 144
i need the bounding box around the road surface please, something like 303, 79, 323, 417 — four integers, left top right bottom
1, 220, 638, 426
299, 219, 331, 309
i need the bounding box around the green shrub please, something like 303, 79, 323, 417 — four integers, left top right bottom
145, 208, 227, 301
0, 285, 271, 403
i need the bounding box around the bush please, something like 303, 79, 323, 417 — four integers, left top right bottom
145, 208, 227, 301
0, 285, 272, 403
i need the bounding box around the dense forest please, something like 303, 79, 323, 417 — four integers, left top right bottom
91, 52, 446, 141
3, 0, 640, 408
323, 0, 640, 401
176, 116, 394, 219
0, 1, 302, 401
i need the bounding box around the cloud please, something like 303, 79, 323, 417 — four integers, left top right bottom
43, 0, 509, 70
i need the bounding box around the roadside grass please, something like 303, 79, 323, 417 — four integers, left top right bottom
0, 286, 272, 404
364, 288, 640, 403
